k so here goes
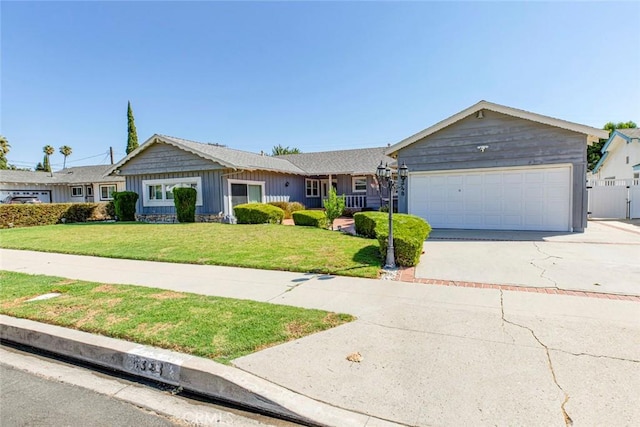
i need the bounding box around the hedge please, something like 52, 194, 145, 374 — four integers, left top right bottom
268, 201, 305, 219
0, 202, 115, 229
292, 210, 328, 228
113, 191, 138, 221
354, 211, 432, 267
234, 203, 284, 224
173, 187, 197, 223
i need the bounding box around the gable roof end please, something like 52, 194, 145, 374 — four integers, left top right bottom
592, 129, 640, 173
386, 100, 610, 156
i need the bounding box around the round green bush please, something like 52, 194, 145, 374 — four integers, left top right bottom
234, 203, 284, 224
292, 210, 328, 228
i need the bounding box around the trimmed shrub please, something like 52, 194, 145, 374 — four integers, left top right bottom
173, 187, 197, 223
0, 203, 115, 228
268, 201, 306, 219
113, 191, 138, 221
234, 203, 284, 224
292, 210, 328, 228
354, 212, 380, 238
354, 211, 432, 267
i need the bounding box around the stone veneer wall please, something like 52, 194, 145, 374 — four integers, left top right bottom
135, 214, 223, 224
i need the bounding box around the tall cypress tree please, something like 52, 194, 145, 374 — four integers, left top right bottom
42, 154, 51, 172
126, 101, 139, 154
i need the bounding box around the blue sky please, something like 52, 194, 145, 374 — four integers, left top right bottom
2, 1, 639, 169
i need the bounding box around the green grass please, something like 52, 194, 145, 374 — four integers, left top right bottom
0, 222, 382, 278
0, 271, 354, 364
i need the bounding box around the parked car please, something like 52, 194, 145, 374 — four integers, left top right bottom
1, 196, 43, 204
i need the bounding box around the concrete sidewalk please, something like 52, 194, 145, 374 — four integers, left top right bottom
1, 249, 639, 426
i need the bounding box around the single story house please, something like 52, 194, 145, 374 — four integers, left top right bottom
386, 100, 609, 232
107, 134, 394, 222
0, 165, 126, 203
591, 128, 640, 181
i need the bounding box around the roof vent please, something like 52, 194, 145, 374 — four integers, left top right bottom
476, 110, 484, 119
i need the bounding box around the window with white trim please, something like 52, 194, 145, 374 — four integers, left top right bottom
229, 180, 264, 210
142, 177, 203, 207
71, 186, 83, 197
352, 176, 367, 193
100, 185, 117, 200
306, 179, 319, 197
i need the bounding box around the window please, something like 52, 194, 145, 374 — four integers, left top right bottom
86, 186, 93, 196
142, 177, 203, 207
352, 176, 367, 193
306, 179, 319, 197
100, 185, 117, 200
626, 156, 630, 164
71, 186, 83, 197
229, 180, 264, 211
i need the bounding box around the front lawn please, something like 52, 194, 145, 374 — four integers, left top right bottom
0, 271, 354, 364
0, 222, 381, 278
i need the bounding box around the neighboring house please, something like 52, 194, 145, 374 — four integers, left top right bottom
0, 165, 126, 203
107, 134, 393, 221
592, 128, 640, 180
386, 100, 609, 232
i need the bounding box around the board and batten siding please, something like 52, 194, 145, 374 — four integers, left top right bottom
222, 170, 305, 214
126, 171, 224, 215
396, 110, 590, 231
119, 142, 224, 175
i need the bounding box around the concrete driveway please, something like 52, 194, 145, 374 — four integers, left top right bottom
416, 220, 640, 296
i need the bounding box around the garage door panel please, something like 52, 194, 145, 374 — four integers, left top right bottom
408, 166, 571, 232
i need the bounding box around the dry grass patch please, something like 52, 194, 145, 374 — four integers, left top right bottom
149, 291, 186, 300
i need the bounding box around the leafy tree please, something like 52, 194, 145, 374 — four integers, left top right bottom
43, 145, 55, 173
323, 187, 346, 230
59, 145, 73, 169
588, 121, 638, 171
126, 101, 139, 154
0, 135, 9, 170
35, 162, 45, 171
271, 144, 301, 156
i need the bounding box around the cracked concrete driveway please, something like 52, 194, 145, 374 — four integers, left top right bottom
416, 220, 640, 296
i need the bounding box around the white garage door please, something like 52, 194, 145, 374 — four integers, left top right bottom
408, 166, 572, 231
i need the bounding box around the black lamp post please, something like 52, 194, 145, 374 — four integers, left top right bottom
376, 160, 409, 269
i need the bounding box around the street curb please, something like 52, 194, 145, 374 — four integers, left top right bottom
0, 315, 397, 427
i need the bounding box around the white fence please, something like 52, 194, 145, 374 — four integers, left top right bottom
588, 179, 640, 219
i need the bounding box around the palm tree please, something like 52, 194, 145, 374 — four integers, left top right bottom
43, 145, 55, 173
59, 145, 72, 169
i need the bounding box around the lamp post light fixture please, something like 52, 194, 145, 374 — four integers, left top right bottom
376, 160, 409, 269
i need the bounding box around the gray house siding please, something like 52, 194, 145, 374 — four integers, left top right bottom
222, 170, 305, 214
119, 142, 224, 175
396, 110, 589, 231
126, 170, 224, 215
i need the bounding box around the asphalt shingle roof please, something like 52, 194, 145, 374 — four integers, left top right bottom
277, 147, 395, 175
158, 135, 306, 174
0, 165, 124, 185
113, 134, 392, 176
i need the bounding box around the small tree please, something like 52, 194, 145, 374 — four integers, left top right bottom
271, 144, 301, 155
323, 187, 346, 230
126, 101, 139, 154
113, 191, 139, 221
173, 187, 197, 223
35, 162, 45, 171
59, 145, 72, 169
